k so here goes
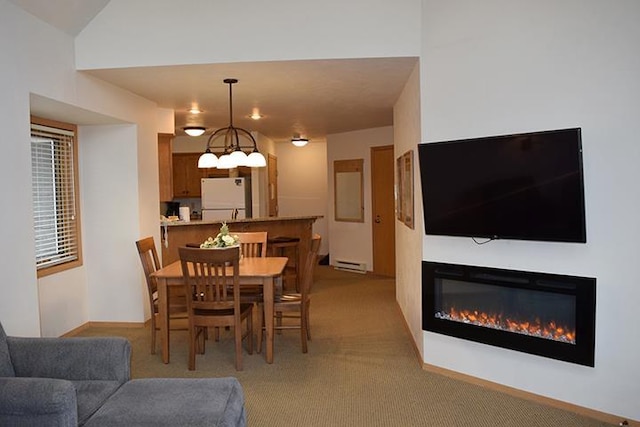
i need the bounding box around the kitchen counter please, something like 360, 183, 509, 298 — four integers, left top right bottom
162, 215, 320, 227
160, 216, 322, 274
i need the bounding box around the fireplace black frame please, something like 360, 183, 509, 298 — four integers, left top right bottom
422, 262, 596, 367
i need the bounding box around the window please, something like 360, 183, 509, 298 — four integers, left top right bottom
31, 117, 82, 277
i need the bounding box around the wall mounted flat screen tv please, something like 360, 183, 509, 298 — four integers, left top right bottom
418, 128, 586, 243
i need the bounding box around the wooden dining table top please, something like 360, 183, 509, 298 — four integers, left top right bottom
152, 256, 289, 281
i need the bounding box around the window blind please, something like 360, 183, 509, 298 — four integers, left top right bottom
31, 123, 79, 270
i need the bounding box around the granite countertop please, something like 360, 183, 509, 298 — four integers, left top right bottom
161, 215, 322, 227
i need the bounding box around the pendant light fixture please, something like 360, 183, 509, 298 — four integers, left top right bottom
197, 78, 267, 169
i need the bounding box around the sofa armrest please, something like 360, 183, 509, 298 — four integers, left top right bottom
0, 377, 78, 427
7, 336, 131, 383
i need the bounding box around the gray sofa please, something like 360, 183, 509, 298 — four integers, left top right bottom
0, 322, 246, 426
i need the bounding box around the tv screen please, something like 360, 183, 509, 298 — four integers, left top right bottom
418, 128, 586, 243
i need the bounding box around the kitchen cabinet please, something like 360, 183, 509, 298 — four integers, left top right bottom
172, 153, 206, 198
158, 134, 173, 201
171, 153, 254, 199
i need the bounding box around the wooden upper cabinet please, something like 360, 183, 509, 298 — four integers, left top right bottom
172, 153, 206, 198
158, 134, 173, 201
170, 152, 253, 199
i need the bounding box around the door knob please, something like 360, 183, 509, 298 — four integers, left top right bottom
375, 215, 382, 223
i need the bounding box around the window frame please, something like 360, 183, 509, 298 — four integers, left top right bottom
31, 116, 83, 277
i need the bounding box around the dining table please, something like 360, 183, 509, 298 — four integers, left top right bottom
150, 256, 288, 364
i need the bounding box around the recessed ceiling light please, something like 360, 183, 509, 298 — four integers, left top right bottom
291, 133, 309, 147
188, 107, 202, 114
249, 108, 262, 120
184, 126, 206, 137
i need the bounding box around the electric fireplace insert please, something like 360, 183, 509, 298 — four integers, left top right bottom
422, 262, 596, 366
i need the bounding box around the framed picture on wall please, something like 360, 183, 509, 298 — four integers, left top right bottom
396, 149, 414, 229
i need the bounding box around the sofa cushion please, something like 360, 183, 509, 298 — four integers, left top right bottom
72, 380, 123, 426
0, 377, 77, 426
84, 377, 246, 427
0, 323, 15, 377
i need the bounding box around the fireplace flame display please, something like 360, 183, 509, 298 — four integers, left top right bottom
435, 307, 576, 344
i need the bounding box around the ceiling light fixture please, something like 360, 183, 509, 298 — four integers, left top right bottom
184, 126, 206, 137
291, 133, 309, 147
197, 79, 267, 169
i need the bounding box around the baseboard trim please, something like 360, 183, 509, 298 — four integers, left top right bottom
62, 321, 145, 337
422, 363, 637, 426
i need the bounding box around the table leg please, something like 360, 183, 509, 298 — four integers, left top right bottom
157, 277, 170, 364
264, 276, 274, 363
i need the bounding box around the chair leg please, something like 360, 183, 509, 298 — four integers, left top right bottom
252, 303, 261, 351
306, 300, 311, 340
234, 320, 243, 371
150, 314, 157, 355
256, 303, 263, 354
188, 326, 197, 371
276, 311, 283, 335
197, 328, 206, 354
300, 308, 308, 353
247, 310, 254, 355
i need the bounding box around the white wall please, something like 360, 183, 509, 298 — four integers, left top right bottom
76, 0, 421, 69
0, 0, 42, 335
393, 63, 423, 355
421, 0, 640, 421
0, 1, 161, 337
275, 141, 329, 255
327, 127, 394, 271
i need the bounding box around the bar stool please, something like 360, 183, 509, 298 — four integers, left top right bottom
268, 236, 300, 292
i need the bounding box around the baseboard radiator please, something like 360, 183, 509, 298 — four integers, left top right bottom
333, 259, 367, 274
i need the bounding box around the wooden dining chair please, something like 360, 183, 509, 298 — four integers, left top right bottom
135, 236, 187, 355
261, 234, 321, 353
178, 246, 253, 371
234, 231, 268, 258
233, 231, 269, 349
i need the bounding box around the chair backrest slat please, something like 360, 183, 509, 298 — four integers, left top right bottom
234, 231, 268, 258
136, 237, 161, 295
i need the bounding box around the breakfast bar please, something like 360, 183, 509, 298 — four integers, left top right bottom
161, 215, 321, 284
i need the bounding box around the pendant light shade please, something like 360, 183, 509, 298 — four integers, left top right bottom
197, 149, 218, 168
197, 78, 266, 169
216, 153, 235, 169
229, 148, 249, 166
246, 150, 267, 167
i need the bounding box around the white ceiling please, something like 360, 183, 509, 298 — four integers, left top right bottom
11, 0, 418, 143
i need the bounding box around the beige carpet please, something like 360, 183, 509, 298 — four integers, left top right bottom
77, 266, 614, 426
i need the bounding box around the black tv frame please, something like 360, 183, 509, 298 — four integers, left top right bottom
418, 128, 587, 244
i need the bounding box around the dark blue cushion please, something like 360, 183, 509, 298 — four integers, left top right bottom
84, 378, 246, 427
0, 323, 15, 377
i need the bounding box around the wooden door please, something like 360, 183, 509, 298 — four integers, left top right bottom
268, 154, 278, 217
371, 145, 395, 277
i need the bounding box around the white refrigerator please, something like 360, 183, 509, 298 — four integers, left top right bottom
201, 177, 252, 221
